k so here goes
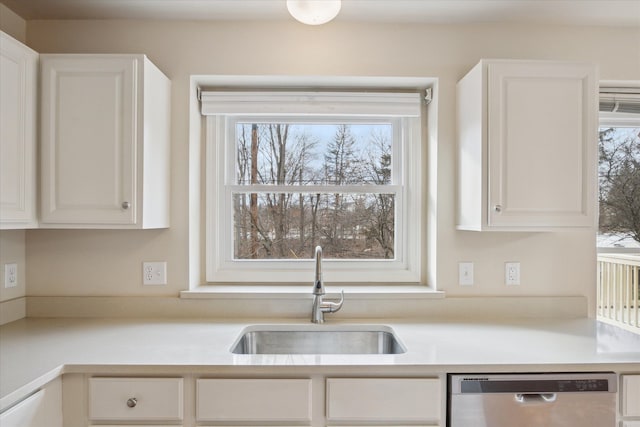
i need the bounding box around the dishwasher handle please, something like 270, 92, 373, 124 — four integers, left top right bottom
515, 393, 557, 404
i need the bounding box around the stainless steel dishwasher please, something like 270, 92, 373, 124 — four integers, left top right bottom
448, 373, 617, 427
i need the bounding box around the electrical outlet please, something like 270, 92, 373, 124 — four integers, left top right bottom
459, 262, 474, 286
143, 261, 167, 285
4, 263, 18, 288
505, 262, 521, 286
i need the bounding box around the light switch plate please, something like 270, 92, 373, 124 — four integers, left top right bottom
4, 263, 17, 288
143, 261, 167, 285
459, 262, 474, 286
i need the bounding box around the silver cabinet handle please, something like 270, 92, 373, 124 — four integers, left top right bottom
126, 397, 137, 408
494, 204, 502, 213
122, 201, 131, 210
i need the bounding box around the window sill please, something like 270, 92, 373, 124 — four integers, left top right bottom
180, 285, 444, 300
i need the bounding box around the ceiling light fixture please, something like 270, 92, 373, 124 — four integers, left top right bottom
286, 0, 341, 25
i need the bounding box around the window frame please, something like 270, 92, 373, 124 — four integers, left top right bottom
203, 91, 424, 284
597, 112, 640, 253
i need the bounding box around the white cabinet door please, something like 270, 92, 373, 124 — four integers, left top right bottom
457, 59, 597, 231
40, 54, 170, 228
622, 375, 640, 417
0, 378, 62, 427
0, 31, 38, 229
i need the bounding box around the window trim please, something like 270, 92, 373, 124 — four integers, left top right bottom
203, 91, 424, 284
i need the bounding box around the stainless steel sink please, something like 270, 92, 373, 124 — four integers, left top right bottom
231, 325, 406, 355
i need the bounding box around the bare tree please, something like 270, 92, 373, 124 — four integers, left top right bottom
235, 123, 318, 259
250, 124, 261, 257
235, 126, 250, 256
363, 130, 394, 258
599, 127, 640, 243
323, 125, 359, 255
234, 122, 396, 260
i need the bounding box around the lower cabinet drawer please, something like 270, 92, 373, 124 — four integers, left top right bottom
197, 378, 312, 422
326, 378, 441, 422
88, 377, 183, 421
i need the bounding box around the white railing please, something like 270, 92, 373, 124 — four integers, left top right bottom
597, 253, 640, 333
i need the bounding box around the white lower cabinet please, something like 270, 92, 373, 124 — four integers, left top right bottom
72, 374, 443, 427
197, 378, 312, 422
88, 377, 183, 424
326, 378, 441, 425
0, 378, 62, 427
622, 374, 640, 425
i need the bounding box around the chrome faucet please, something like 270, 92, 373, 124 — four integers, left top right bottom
311, 246, 344, 323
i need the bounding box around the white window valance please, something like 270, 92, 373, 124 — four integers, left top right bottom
199, 90, 422, 117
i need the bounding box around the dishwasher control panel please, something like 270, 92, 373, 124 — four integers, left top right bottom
458, 376, 614, 393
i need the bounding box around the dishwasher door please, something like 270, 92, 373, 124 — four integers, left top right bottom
448, 373, 617, 427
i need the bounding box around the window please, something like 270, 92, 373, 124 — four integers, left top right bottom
596, 87, 639, 331
202, 91, 425, 283
598, 87, 640, 251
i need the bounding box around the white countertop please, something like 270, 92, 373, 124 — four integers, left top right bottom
1, 317, 639, 410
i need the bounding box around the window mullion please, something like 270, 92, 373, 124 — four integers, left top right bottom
392, 117, 404, 185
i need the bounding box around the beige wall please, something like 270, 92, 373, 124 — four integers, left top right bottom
21, 20, 640, 311
0, 230, 25, 301
0, 3, 25, 42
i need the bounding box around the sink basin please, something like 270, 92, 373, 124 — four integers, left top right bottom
231, 325, 406, 355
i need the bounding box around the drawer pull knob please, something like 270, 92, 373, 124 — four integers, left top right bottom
126, 397, 137, 408
494, 204, 502, 213
122, 201, 131, 210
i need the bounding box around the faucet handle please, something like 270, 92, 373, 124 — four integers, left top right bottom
325, 289, 344, 313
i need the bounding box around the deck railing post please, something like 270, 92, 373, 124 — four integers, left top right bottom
597, 253, 640, 334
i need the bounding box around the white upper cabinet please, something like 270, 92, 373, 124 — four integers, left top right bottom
457, 59, 597, 231
40, 54, 170, 228
0, 32, 38, 229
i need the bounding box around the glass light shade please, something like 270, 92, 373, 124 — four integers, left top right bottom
286, 0, 341, 25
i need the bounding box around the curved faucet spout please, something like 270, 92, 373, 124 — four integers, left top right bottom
311, 246, 344, 323
313, 246, 324, 295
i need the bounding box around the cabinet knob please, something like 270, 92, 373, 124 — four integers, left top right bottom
494, 204, 502, 213
121, 201, 131, 210
126, 397, 137, 408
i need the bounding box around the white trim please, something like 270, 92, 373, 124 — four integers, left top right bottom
599, 113, 640, 127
